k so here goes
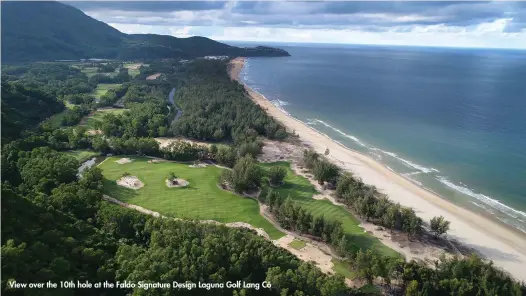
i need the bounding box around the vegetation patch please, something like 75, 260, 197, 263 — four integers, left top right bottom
288, 239, 306, 250
90, 83, 122, 99
331, 259, 357, 279
123, 62, 144, 78
259, 161, 398, 258
63, 150, 99, 163
98, 157, 284, 240
81, 108, 128, 129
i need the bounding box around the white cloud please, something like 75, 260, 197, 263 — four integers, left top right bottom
108, 19, 526, 50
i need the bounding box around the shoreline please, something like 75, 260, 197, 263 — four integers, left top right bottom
230, 57, 526, 282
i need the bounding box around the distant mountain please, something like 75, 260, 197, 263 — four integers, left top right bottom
1, 1, 289, 63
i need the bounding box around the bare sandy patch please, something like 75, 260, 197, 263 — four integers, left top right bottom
228, 57, 244, 80
166, 178, 189, 188
275, 235, 334, 274
155, 137, 212, 148
86, 129, 103, 135
146, 73, 161, 80
116, 157, 133, 164
125, 63, 142, 70
117, 176, 144, 190
258, 139, 302, 163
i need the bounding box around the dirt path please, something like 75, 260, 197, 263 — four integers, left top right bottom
102, 193, 352, 284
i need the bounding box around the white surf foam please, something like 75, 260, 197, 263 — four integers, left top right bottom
313, 119, 369, 148
403, 171, 422, 177
377, 149, 439, 174
270, 99, 291, 116
438, 176, 526, 222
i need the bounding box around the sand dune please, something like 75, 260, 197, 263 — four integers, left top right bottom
229, 57, 526, 282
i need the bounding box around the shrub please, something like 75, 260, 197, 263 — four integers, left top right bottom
268, 166, 287, 186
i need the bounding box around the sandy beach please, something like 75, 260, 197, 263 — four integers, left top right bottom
230, 57, 526, 282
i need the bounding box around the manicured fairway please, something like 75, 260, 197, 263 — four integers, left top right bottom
90, 83, 121, 99
80, 67, 99, 77
82, 108, 128, 128
289, 239, 306, 250
64, 150, 99, 162
260, 162, 399, 258
98, 157, 284, 240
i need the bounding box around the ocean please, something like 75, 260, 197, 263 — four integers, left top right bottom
235, 43, 526, 233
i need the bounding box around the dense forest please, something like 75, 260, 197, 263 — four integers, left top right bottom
1, 1, 289, 63
171, 60, 287, 143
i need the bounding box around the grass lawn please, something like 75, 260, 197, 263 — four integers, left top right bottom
81, 67, 118, 78
65, 102, 77, 109
332, 259, 357, 279
288, 239, 306, 250
47, 110, 67, 129
80, 67, 99, 78
123, 63, 143, 78
260, 162, 399, 258
98, 156, 284, 240
90, 84, 121, 99
64, 150, 99, 163
82, 108, 129, 129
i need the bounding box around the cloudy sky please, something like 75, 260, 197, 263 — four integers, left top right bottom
68, 1, 526, 49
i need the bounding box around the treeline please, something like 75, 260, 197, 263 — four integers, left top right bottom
304, 150, 424, 238
2, 63, 94, 97
266, 191, 348, 248
94, 101, 169, 138
171, 60, 287, 143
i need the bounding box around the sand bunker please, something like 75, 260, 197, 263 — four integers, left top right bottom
146, 73, 161, 80
148, 159, 166, 163
117, 176, 144, 190
166, 178, 189, 188
116, 158, 133, 164
189, 163, 208, 168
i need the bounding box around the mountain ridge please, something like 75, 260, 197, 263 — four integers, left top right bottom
1, 1, 289, 63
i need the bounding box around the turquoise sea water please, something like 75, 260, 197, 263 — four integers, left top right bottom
236, 43, 526, 233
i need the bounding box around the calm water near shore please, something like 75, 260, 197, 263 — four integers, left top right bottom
234, 42, 526, 233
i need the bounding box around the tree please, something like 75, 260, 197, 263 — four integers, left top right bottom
354, 249, 376, 285
430, 216, 451, 238
268, 166, 287, 186
227, 156, 262, 193
312, 160, 340, 185
17, 147, 79, 194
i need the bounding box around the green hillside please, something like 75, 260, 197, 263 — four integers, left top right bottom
1, 1, 289, 63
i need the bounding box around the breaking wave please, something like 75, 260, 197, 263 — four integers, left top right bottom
376, 149, 440, 174
438, 176, 526, 226
270, 99, 291, 116
313, 119, 369, 148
